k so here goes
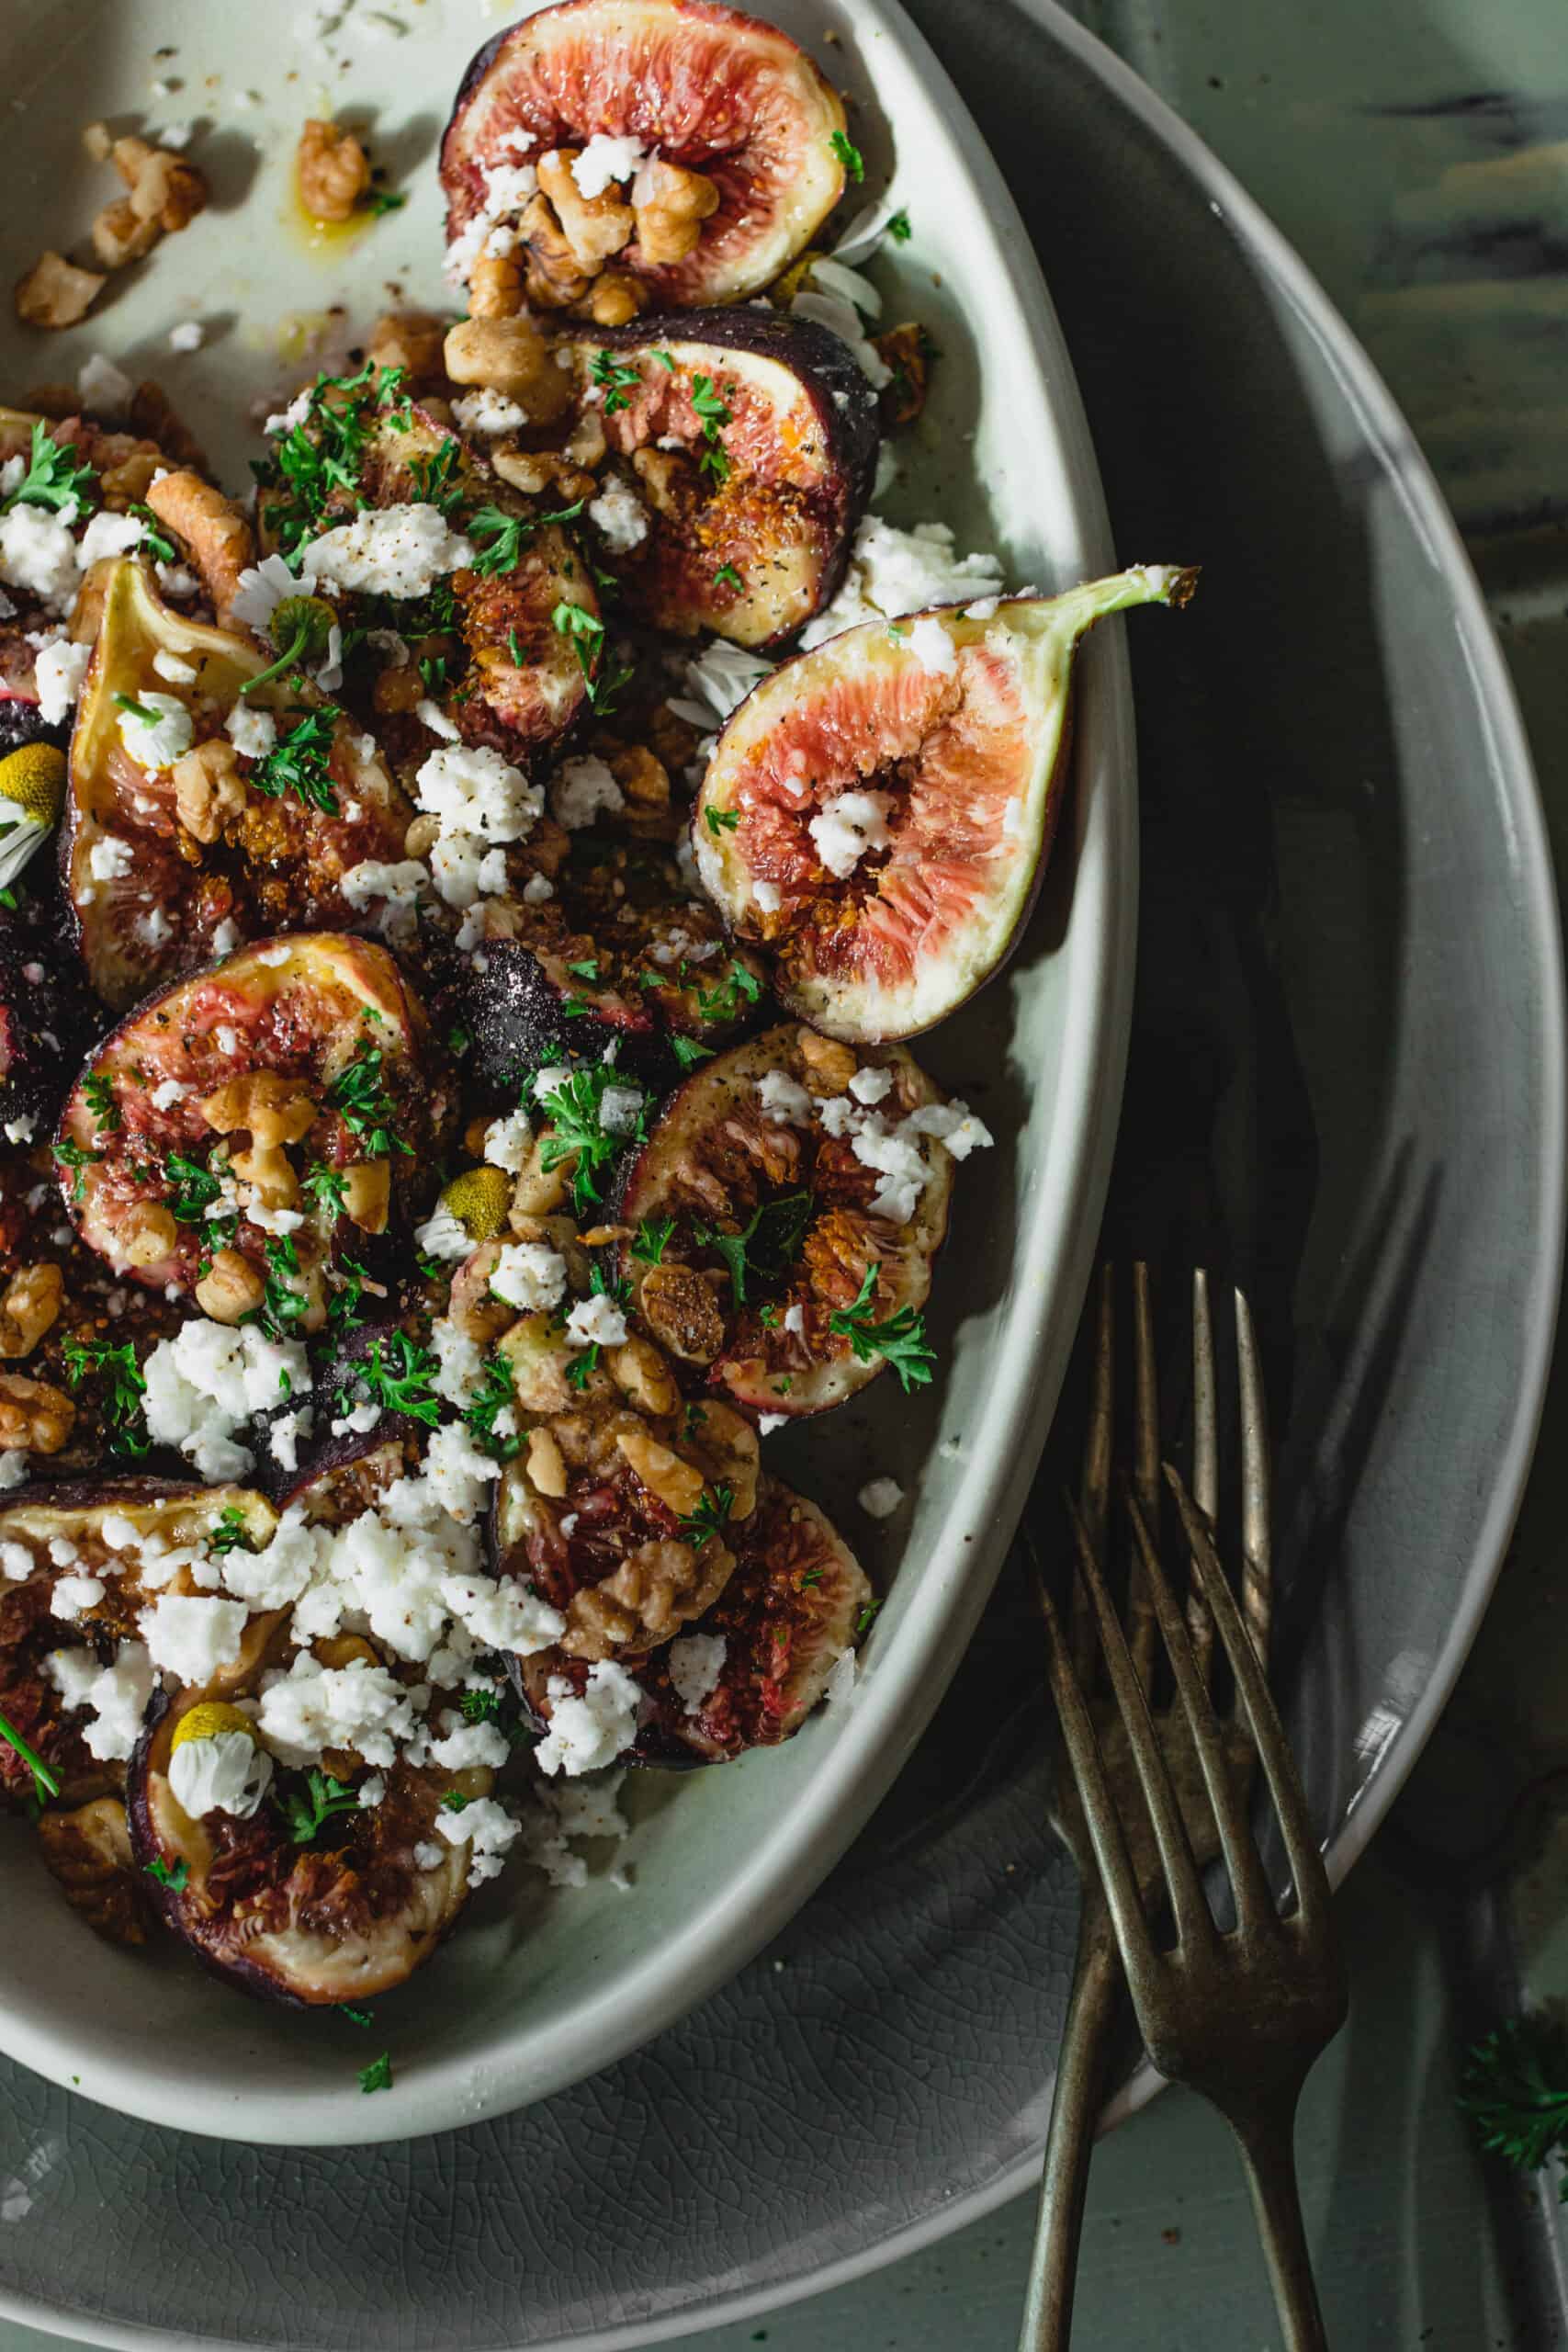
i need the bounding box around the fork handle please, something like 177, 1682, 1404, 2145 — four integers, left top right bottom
1017, 1892, 1121, 2350
1228, 2083, 1330, 2352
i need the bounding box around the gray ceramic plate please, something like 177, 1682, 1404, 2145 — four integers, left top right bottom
1, 0, 1562, 2344
0, 0, 1134, 2146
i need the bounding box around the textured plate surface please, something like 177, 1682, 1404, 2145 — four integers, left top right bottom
0, 2, 1133, 2147
0, 0, 1562, 2344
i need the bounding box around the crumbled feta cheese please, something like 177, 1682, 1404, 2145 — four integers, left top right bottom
597, 1084, 644, 1137
415, 743, 542, 842
210, 918, 240, 956
444, 158, 540, 288
808, 790, 895, 880
858, 1477, 904, 1519
3, 1115, 36, 1147
358, 1773, 387, 1809
33, 636, 91, 725
757, 1069, 813, 1124
802, 517, 1006, 649
551, 754, 624, 831
0, 505, 80, 613
587, 474, 649, 553
429, 1719, 510, 1771
152, 648, 199, 686
848, 1065, 895, 1105
168, 1727, 274, 1820
452, 388, 528, 437
141, 1593, 250, 1683
86, 833, 135, 885
668, 1633, 727, 1717
489, 1241, 568, 1312
522, 871, 555, 903
415, 695, 460, 743
256, 1652, 422, 1770
298, 503, 476, 600
47, 1639, 154, 1761
76, 352, 135, 418
753, 878, 783, 914
571, 133, 649, 198
141, 1321, 311, 1481
413, 1839, 446, 1871
135, 904, 175, 949
436, 1792, 522, 1887
51, 1574, 106, 1620
116, 691, 193, 772
1, 1535, 32, 1574
535, 1660, 644, 1777
422, 1419, 502, 1523
565, 1293, 628, 1350
906, 613, 958, 675
439, 1568, 565, 1656
413, 1204, 473, 1263
483, 1107, 534, 1174
150, 1079, 189, 1110
168, 321, 206, 353
225, 700, 277, 761
340, 857, 430, 913
784, 1303, 806, 1337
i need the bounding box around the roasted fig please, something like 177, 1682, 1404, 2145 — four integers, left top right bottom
0, 1478, 274, 1809
127, 1681, 486, 2007
36, 1793, 150, 1944
441, 0, 850, 311
558, 310, 877, 648
252, 383, 592, 767
694, 569, 1199, 1041
628, 1476, 870, 1762
58, 933, 455, 1311
63, 559, 414, 1011
613, 1023, 982, 1418
0, 873, 106, 1137
491, 1358, 760, 1662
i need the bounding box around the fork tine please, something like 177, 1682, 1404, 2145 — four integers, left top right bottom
1235, 1285, 1272, 1668
1066, 1495, 1217, 1954
1073, 1262, 1115, 1683
1125, 1264, 1159, 1692
1187, 1269, 1219, 1679
1124, 1486, 1278, 1938
1032, 1553, 1156, 1972
1164, 1464, 1333, 1930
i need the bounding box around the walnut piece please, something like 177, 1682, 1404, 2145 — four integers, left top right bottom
173, 740, 248, 844
443, 315, 573, 422
468, 250, 525, 321
0, 1263, 63, 1359
145, 470, 254, 628
0, 1372, 75, 1453
588, 272, 648, 326
199, 1070, 317, 1147
561, 1532, 734, 1662
90, 199, 162, 272
631, 158, 720, 266
231, 1141, 298, 1211
367, 309, 449, 384
526, 1424, 568, 1498
797, 1029, 857, 1093
342, 1161, 389, 1233
118, 1202, 177, 1269
629, 445, 690, 519
297, 119, 371, 223
536, 150, 636, 272
615, 1428, 705, 1519
111, 137, 208, 232
195, 1248, 266, 1325
15, 252, 105, 330
517, 192, 598, 310
37, 1799, 147, 1947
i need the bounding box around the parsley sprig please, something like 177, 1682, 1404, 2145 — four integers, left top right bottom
250, 707, 341, 815
1461, 2016, 1568, 2188
590, 350, 644, 413
2, 420, 97, 518
330, 1046, 410, 1159
535, 1063, 645, 1216
830, 130, 865, 182
465, 1350, 521, 1459
828, 1262, 935, 1392
693, 1191, 812, 1306
689, 374, 734, 484
164, 1149, 223, 1224
551, 598, 631, 715
82, 1072, 120, 1137
209, 1503, 254, 1556
61, 1335, 149, 1455
254, 361, 406, 553
278, 1767, 362, 1846
677, 1482, 734, 1550
471, 497, 583, 577
358, 1329, 440, 1425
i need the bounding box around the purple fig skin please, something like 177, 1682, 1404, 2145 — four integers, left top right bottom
0, 692, 65, 759
0, 874, 107, 1133
567, 309, 879, 651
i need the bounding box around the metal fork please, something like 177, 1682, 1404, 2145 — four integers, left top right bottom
1040, 1451, 1349, 2350
1019, 1265, 1270, 2347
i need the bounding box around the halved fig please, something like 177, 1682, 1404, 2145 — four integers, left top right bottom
64, 560, 415, 1011
694, 569, 1199, 1041
491, 1363, 761, 1662
254, 388, 592, 767
557, 311, 877, 647
0, 1478, 274, 1809
441, 0, 849, 311
36, 1795, 151, 1944
451, 839, 768, 1095
627, 1476, 869, 1761
613, 1023, 958, 1418
127, 1681, 486, 2007
58, 933, 455, 1309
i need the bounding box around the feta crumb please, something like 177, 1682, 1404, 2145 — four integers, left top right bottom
906, 613, 958, 676
535, 1661, 644, 1777
757, 1069, 813, 1125
34, 637, 92, 725
587, 474, 649, 553
483, 1107, 534, 1174
858, 1477, 904, 1519
152, 648, 199, 685
47, 1639, 154, 1761
801, 517, 1006, 650
452, 387, 528, 437
597, 1084, 644, 1137
51, 1574, 106, 1620
848, 1065, 895, 1105
87, 833, 135, 885
753, 878, 783, 914
808, 790, 896, 880
550, 754, 624, 831
565, 1293, 628, 1350
225, 701, 277, 761
3, 1115, 36, 1146
667, 1633, 727, 1716
76, 352, 135, 418
141, 1593, 250, 1684
299, 503, 476, 600
168, 322, 206, 353
340, 857, 430, 913
489, 1241, 567, 1312
435, 1792, 521, 1887
758, 1412, 789, 1433
571, 133, 649, 198
784, 1303, 806, 1337
416, 743, 542, 843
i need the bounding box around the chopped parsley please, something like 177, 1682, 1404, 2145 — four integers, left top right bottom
54, 1136, 102, 1202
254, 1234, 309, 1338
631, 1216, 675, 1265
408, 436, 463, 514
330, 1045, 409, 1158
831, 130, 866, 182
589, 350, 644, 413
129, 502, 177, 561
341, 2005, 375, 2027
363, 187, 406, 218
461, 1688, 502, 1724
0, 1707, 61, 1804
694, 958, 762, 1025
82, 1072, 120, 1136
253, 360, 407, 554
472, 497, 583, 577
689, 373, 734, 484
713, 562, 744, 592
550, 597, 631, 715
886, 207, 911, 241
358, 2051, 394, 2094
704, 806, 739, 836
693, 1191, 812, 1306
677, 1482, 734, 1550
164, 1149, 222, 1223
327, 1253, 370, 1332
535, 1062, 645, 1216
359, 1329, 441, 1425
209, 1503, 254, 1556
651, 349, 677, 370
142, 1854, 188, 1891
250, 707, 341, 816
441, 1790, 472, 1814
303, 1159, 349, 1219
671, 1035, 714, 1071
566, 957, 600, 980
856, 1599, 884, 1635
828, 1262, 935, 1391
466, 1350, 521, 1459
565, 1344, 600, 1392
278, 1767, 362, 1846
61, 1335, 149, 1455
2, 420, 97, 517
